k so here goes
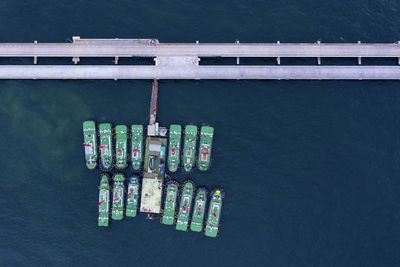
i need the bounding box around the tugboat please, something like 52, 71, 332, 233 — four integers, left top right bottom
98, 123, 113, 171
197, 126, 214, 171
125, 176, 140, 217
111, 174, 125, 220
205, 188, 224, 237
182, 125, 198, 173
190, 187, 208, 232
176, 180, 195, 231
168, 124, 181, 172
82, 120, 97, 169
115, 125, 128, 169
98, 174, 110, 227
162, 180, 179, 225
131, 125, 143, 171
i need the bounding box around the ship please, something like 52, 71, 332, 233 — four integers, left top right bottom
131, 125, 143, 171
197, 126, 214, 171
82, 120, 97, 169
125, 176, 140, 217
115, 125, 128, 169
167, 124, 181, 172
111, 173, 125, 220
182, 125, 198, 173
205, 188, 224, 237
98, 174, 110, 226
98, 123, 113, 171
176, 180, 195, 231
190, 187, 208, 232
161, 180, 179, 225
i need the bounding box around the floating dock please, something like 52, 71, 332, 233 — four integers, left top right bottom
1, 37, 400, 80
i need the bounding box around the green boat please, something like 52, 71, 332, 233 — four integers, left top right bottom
98, 174, 110, 227
125, 176, 140, 217
205, 189, 224, 237
197, 126, 214, 171
176, 180, 194, 231
131, 125, 143, 171
112, 174, 125, 220
190, 187, 208, 232
98, 123, 113, 171
115, 125, 128, 169
82, 121, 97, 169
168, 124, 181, 172
182, 125, 198, 173
162, 180, 179, 225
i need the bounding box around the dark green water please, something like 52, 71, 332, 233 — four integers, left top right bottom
1, 1, 400, 266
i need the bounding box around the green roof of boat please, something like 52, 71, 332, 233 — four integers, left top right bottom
98, 174, 110, 227
197, 126, 214, 171
126, 176, 140, 217
205, 189, 224, 237
182, 125, 198, 173
176, 180, 195, 231
115, 125, 128, 169
83, 120, 97, 170
98, 123, 113, 171
162, 181, 179, 225
168, 124, 182, 173
131, 125, 143, 171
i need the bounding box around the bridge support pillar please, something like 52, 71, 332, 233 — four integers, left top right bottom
114, 56, 119, 64
72, 57, 80, 64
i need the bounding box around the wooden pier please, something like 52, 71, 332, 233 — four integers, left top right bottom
0, 37, 400, 80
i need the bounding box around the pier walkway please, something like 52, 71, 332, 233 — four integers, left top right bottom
0, 37, 400, 80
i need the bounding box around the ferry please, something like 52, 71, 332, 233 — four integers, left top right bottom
115, 125, 128, 169
176, 180, 194, 231
190, 187, 208, 232
131, 125, 143, 171
182, 125, 198, 173
98, 174, 110, 226
125, 176, 140, 217
98, 123, 113, 171
197, 126, 214, 171
112, 174, 125, 220
167, 124, 181, 172
205, 188, 224, 237
82, 120, 97, 169
162, 180, 179, 225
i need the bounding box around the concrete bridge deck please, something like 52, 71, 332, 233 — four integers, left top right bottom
0, 37, 399, 58
0, 65, 399, 80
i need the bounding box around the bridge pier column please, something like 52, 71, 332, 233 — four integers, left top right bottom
72, 57, 80, 64
236, 40, 240, 64
33, 40, 38, 64
358, 41, 362, 65
317, 40, 321, 65
114, 56, 119, 64
276, 41, 280, 64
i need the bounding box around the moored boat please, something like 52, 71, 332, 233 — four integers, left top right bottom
197, 126, 214, 171
98, 174, 110, 226
176, 180, 195, 231
131, 125, 143, 171
182, 125, 198, 173
168, 124, 181, 172
112, 174, 125, 220
99, 123, 113, 171
162, 180, 179, 225
205, 188, 224, 237
83, 120, 97, 169
190, 187, 208, 232
115, 125, 128, 169
125, 176, 140, 217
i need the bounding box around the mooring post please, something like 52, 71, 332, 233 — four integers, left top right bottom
276, 41, 281, 65
317, 40, 321, 65
357, 41, 362, 65
236, 40, 240, 65
72, 57, 80, 64
33, 40, 38, 64
149, 79, 158, 125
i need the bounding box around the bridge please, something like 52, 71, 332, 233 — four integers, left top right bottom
0, 37, 400, 80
